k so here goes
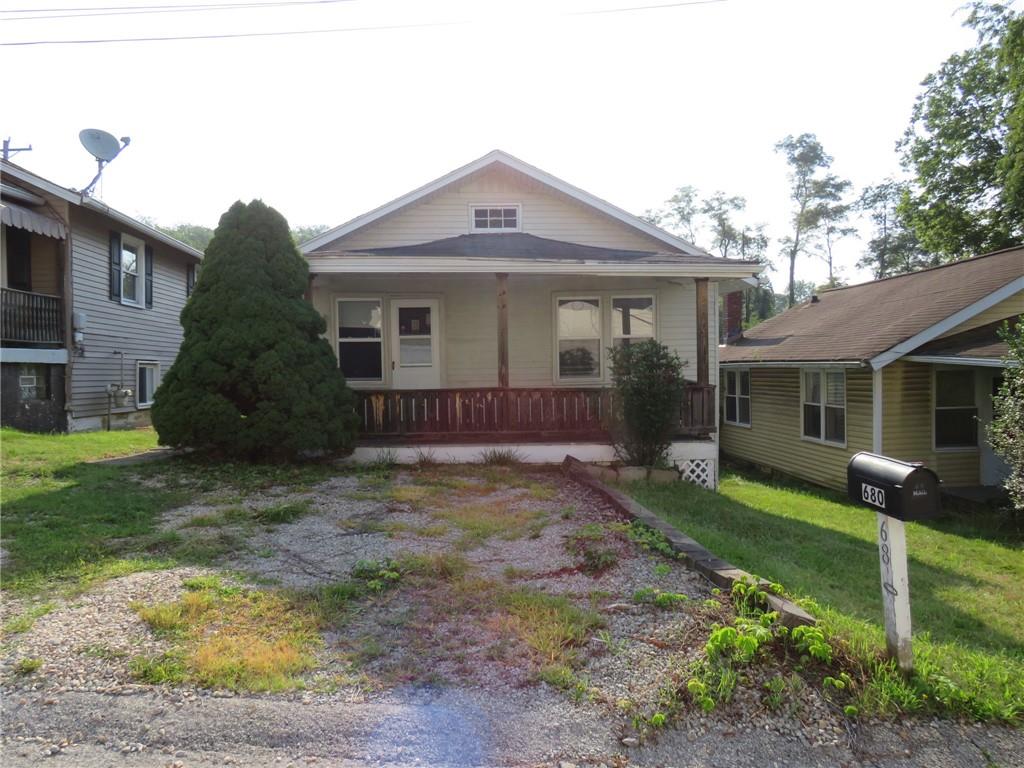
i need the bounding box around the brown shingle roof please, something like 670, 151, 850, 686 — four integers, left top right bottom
911, 316, 1021, 360
720, 247, 1023, 365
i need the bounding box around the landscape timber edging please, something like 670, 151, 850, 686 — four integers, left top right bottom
561, 455, 815, 628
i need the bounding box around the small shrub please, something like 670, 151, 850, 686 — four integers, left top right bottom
608, 339, 687, 467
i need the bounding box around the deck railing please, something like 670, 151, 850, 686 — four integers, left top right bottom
1, 288, 64, 345
354, 383, 716, 441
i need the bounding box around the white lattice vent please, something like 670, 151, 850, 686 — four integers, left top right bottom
679, 458, 715, 490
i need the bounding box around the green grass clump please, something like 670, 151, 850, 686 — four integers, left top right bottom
13, 657, 43, 675
627, 469, 1024, 722
499, 588, 604, 665
252, 500, 313, 525
2, 602, 56, 635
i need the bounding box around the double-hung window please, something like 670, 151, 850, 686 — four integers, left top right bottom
337, 299, 383, 383
136, 361, 159, 408
611, 296, 655, 348
471, 205, 519, 232
556, 297, 602, 380
802, 369, 845, 445
121, 236, 143, 305
934, 369, 977, 449
724, 369, 750, 426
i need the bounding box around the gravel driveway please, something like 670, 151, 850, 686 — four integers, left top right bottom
2, 465, 1021, 767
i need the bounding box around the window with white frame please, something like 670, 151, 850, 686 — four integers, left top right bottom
337, 299, 383, 382
121, 234, 144, 305
611, 296, 655, 348
934, 369, 977, 449
557, 297, 602, 380
471, 205, 519, 232
18, 364, 49, 401
136, 361, 159, 408
802, 369, 845, 444
724, 369, 750, 426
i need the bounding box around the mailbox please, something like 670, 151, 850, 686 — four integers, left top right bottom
847, 452, 941, 521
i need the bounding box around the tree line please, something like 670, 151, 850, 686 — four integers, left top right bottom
643, 2, 1022, 328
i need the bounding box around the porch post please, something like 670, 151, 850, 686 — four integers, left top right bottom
497, 273, 509, 388
695, 277, 709, 385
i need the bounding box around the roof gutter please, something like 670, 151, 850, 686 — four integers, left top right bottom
719, 360, 865, 368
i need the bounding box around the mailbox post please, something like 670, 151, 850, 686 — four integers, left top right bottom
847, 453, 941, 674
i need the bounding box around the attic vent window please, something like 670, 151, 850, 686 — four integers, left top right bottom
471, 205, 519, 232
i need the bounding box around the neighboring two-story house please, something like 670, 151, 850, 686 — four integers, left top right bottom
1, 160, 202, 432
301, 150, 762, 485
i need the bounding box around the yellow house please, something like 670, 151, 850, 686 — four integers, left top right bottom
719, 248, 1023, 493
300, 150, 762, 485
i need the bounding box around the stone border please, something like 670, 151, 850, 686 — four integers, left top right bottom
562, 456, 815, 627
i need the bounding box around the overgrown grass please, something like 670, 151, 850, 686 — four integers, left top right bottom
498, 587, 604, 666
626, 469, 1024, 722
132, 576, 321, 692
436, 502, 549, 549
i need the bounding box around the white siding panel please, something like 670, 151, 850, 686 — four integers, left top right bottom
312, 274, 716, 390
319, 166, 673, 253
69, 209, 192, 420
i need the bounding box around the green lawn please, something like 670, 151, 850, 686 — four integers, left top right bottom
627, 470, 1023, 721
0, 427, 335, 594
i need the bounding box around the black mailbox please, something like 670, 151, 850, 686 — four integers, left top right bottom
847, 452, 941, 521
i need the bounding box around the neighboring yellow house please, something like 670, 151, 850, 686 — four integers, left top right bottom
719, 248, 1023, 493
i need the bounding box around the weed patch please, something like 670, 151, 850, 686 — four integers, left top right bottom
498, 588, 604, 666
565, 523, 620, 575
437, 502, 548, 550
2, 602, 56, 635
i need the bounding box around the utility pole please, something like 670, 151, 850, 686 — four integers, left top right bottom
2, 138, 33, 161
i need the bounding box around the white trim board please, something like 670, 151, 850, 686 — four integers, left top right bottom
307, 255, 759, 279
903, 355, 1015, 368
869, 276, 1024, 370
300, 149, 710, 256
719, 360, 864, 368
0, 347, 69, 364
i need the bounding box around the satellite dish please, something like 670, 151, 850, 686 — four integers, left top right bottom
77, 129, 131, 196
79, 129, 123, 162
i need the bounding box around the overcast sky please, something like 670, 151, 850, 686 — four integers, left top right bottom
3, 0, 978, 291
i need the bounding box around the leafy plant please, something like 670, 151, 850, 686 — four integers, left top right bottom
13, 657, 42, 675
626, 521, 677, 559
988, 319, 1024, 511
608, 340, 686, 467
565, 524, 619, 575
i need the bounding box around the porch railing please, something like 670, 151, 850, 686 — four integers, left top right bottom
354, 383, 716, 441
1, 288, 64, 345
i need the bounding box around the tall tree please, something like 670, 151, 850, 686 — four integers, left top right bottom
152, 200, 357, 459
291, 224, 330, 246
899, 2, 1024, 260
857, 180, 933, 278
736, 225, 774, 326
988, 319, 1024, 511
660, 185, 701, 243
700, 191, 745, 258
775, 133, 833, 307
811, 174, 856, 287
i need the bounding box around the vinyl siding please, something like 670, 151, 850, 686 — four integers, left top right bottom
881, 360, 979, 485
68, 208, 192, 420
311, 274, 718, 392
318, 165, 675, 253
720, 367, 873, 491
936, 290, 1023, 338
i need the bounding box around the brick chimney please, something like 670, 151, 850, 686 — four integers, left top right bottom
724, 291, 743, 343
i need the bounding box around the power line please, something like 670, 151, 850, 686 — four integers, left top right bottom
0, 0, 729, 46
0, 0, 345, 12
1, 0, 355, 22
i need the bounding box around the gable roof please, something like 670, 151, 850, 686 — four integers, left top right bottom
301, 149, 708, 256
1, 160, 203, 261
358, 232, 734, 265
720, 247, 1024, 369
908, 316, 1021, 362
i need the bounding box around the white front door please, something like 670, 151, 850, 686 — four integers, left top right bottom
979, 369, 1011, 487
390, 299, 441, 390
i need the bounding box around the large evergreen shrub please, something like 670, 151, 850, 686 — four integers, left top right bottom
608, 340, 686, 467
152, 200, 357, 460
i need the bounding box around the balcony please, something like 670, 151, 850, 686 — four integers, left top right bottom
1, 288, 64, 346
